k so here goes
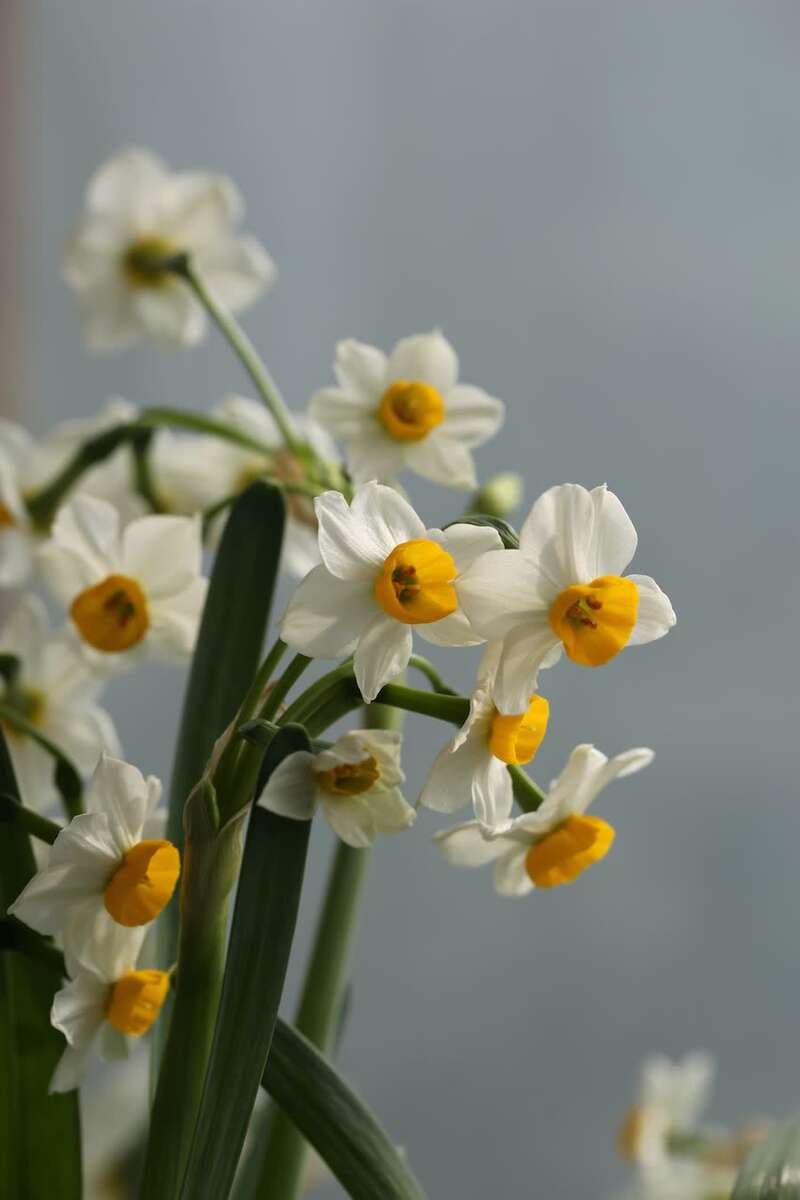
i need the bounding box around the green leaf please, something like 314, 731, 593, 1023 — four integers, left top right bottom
733, 1116, 800, 1198
179, 725, 313, 1200
262, 1018, 427, 1200
0, 731, 81, 1199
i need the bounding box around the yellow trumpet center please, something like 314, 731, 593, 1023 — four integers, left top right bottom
488, 695, 550, 765
104, 839, 181, 927
105, 968, 170, 1036
70, 573, 149, 653
525, 814, 615, 888
548, 575, 639, 667
378, 380, 445, 442
122, 234, 176, 289
316, 755, 380, 797
0, 502, 16, 528
374, 538, 458, 624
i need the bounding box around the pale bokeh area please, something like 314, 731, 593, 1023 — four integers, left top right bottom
17, 2, 800, 1196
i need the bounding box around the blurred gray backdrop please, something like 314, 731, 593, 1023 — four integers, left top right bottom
20, 2, 800, 1196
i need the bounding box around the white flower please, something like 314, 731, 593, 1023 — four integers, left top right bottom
258, 729, 414, 848
0, 595, 120, 813
0, 420, 64, 586
618, 1053, 716, 1169
49, 954, 170, 1093
38, 494, 207, 663
280, 481, 503, 702
456, 483, 676, 713
619, 1159, 735, 1200
309, 331, 504, 489
63, 147, 275, 351
419, 644, 549, 828
202, 394, 340, 576
434, 743, 653, 896
10, 755, 177, 977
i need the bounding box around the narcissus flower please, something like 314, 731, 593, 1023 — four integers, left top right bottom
618, 1053, 716, 1169
63, 147, 275, 351
258, 729, 414, 848
434, 744, 653, 895
309, 332, 504, 489
10, 755, 178, 976
457, 483, 676, 713
280, 481, 502, 702
0, 420, 63, 586
0, 595, 120, 813
49, 956, 170, 1093
420, 645, 549, 827
38, 495, 207, 663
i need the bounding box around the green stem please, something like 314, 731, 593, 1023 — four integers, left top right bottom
24, 423, 138, 529
278, 661, 356, 729
256, 701, 401, 1200
407, 654, 458, 695
171, 257, 302, 454
257, 654, 313, 723
214, 639, 288, 797
0, 704, 82, 819
0, 796, 60, 844
131, 427, 166, 512
509, 765, 547, 812
375, 682, 469, 725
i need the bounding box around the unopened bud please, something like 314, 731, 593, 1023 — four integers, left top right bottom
472, 472, 523, 519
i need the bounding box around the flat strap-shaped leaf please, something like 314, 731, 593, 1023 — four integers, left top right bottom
262, 1018, 427, 1200
179, 725, 312, 1200
733, 1117, 800, 1198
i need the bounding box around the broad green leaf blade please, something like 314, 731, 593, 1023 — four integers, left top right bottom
0, 732, 81, 1199
262, 1019, 426, 1200
179, 725, 312, 1200
733, 1117, 800, 1198
161, 481, 286, 957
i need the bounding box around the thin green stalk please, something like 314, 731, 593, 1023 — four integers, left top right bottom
0, 796, 59, 844
407, 654, 458, 695
257, 654, 313, 723
131, 427, 166, 512
214, 639, 288, 796
24, 423, 137, 529
255, 701, 401, 1199
277, 661, 356, 729
170, 256, 301, 454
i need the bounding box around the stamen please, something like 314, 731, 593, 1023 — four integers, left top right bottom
70, 573, 149, 653
378, 380, 445, 442
316, 755, 380, 797
374, 539, 457, 624
548, 575, 639, 667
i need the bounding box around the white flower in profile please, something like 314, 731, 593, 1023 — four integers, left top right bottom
457, 483, 676, 713
0, 595, 120, 813
203, 394, 340, 577
49, 954, 171, 1093
0, 419, 65, 586
258, 729, 414, 848
618, 1053, 716, 1169
280, 481, 503, 702
309, 332, 504, 489
434, 744, 653, 896
38, 494, 207, 664
63, 147, 275, 352
419, 644, 549, 828
10, 755, 178, 978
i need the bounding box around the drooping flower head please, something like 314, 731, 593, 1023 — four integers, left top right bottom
0, 595, 120, 813
63, 147, 275, 351
38, 495, 207, 663
618, 1053, 716, 1168
420, 644, 550, 828
280, 481, 503, 702
457, 483, 676, 713
310, 332, 504, 489
434, 744, 653, 896
258, 729, 414, 848
10, 755, 178, 977
49, 954, 170, 1093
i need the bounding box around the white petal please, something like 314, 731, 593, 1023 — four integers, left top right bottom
43, 704, 121, 777
122, 514, 202, 599
364, 786, 416, 834
85, 755, 156, 851
0, 593, 49, 661
51, 970, 108, 1046
416, 608, 485, 648
314, 488, 387, 579
404, 435, 477, 489
196, 234, 276, 312
343, 433, 407, 486
350, 482, 426, 555
280, 565, 374, 658
627, 574, 676, 646
322, 796, 376, 848
0, 528, 35, 587
440, 384, 505, 448
85, 147, 167, 217
493, 847, 535, 897
419, 738, 486, 814
42, 495, 121, 598
386, 331, 458, 393
588, 485, 638, 577
435, 522, 504, 574
494, 622, 562, 714
75, 279, 139, 353
333, 339, 388, 400
100, 1023, 132, 1063
257, 752, 317, 821
456, 549, 551, 641
49, 1042, 97, 1094
6, 737, 59, 813
518, 482, 638, 587
131, 283, 207, 349
433, 821, 513, 867
473, 757, 514, 828
156, 172, 242, 243
308, 387, 374, 441
146, 577, 208, 662
353, 614, 412, 703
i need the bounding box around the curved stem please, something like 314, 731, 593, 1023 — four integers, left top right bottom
258, 654, 313, 724
407, 654, 458, 695
171, 256, 301, 454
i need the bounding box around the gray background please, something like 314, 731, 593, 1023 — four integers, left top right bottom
19, 2, 800, 1196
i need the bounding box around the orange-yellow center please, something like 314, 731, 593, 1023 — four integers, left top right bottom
122, 235, 176, 289
378, 380, 445, 442
488, 695, 550, 765
0, 502, 16, 528
105, 968, 170, 1036
616, 1106, 645, 1160
525, 814, 615, 888
374, 538, 458, 624
548, 575, 639, 667
316, 755, 380, 797
70, 573, 149, 653
104, 839, 181, 927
